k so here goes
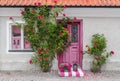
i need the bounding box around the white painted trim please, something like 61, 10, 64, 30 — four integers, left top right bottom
21, 24, 24, 50
6, 20, 33, 54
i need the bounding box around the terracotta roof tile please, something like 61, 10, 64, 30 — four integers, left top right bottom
88, 0, 92, 6
116, 0, 120, 6
111, 0, 116, 6
90, 0, 96, 6
0, 0, 120, 6
105, 0, 111, 6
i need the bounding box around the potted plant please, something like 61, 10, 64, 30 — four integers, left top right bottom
59, 63, 72, 72
84, 34, 114, 73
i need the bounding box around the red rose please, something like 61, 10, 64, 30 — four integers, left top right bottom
93, 41, 98, 45
9, 16, 13, 20
29, 59, 33, 64
38, 2, 41, 7
64, 28, 68, 31
31, 9, 35, 13
38, 15, 41, 19
45, 57, 49, 61
63, 13, 66, 17
21, 11, 24, 15
64, 5, 66, 9
54, 0, 57, 3
111, 51, 114, 55
38, 15, 44, 19
38, 48, 43, 54
59, 32, 62, 36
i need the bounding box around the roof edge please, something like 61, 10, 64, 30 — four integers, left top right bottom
1, 6, 120, 8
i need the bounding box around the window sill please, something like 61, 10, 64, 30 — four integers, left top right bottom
8, 50, 33, 52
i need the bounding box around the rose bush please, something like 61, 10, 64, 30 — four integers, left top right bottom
84, 34, 114, 73
10, 0, 73, 72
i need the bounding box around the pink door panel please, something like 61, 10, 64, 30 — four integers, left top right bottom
69, 52, 77, 63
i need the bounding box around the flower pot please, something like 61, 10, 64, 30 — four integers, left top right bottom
91, 65, 101, 73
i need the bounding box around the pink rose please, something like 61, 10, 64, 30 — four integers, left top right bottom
21, 11, 24, 15
63, 13, 66, 17
29, 59, 33, 64
54, 0, 57, 3
64, 5, 66, 9
38, 2, 41, 7
111, 51, 114, 55
9, 16, 13, 20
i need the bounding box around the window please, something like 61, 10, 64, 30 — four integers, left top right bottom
71, 24, 78, 43
8, 21, 32, 52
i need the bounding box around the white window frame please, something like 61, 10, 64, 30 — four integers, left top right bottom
7, 20, 33, 54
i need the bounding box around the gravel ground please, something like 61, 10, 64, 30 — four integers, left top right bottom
0, 70, 120, 81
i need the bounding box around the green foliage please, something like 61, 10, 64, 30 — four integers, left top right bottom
84, 34, 114, 70
11, 1, 71, 72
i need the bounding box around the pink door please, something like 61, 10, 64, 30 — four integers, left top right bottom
57, 21, 83, 67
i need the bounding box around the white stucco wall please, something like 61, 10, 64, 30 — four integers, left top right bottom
83, 17, 120, 70
0, 8, 120, 71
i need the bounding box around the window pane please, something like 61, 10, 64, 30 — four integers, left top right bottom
71, 24, 78, 43
24, 29, 31, 49
11, 25, 21, 50
24, 39, 31, 49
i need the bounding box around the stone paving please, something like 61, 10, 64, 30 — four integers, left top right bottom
0, 70, 120, 81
